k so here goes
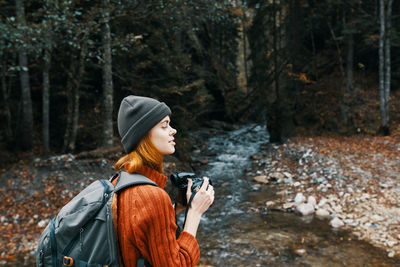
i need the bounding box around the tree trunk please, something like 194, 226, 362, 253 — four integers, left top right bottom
241, 0, 249, 90
378, 0, 385, 132
268, 0, 283, 144
327, 22, 345, 78
383, 0, 393, 134
63, 77, 74, 152
63, 43, 87, 152
16, 0, 33, 151
42, 50, 51, 156
378, 0, 392, 135
1, 55, 13, 144
346, 32, 354, 93
102, 0, 114, 148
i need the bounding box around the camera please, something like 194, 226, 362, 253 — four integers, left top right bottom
170, 172, 212, 206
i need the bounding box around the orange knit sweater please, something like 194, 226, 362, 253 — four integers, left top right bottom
115, 166, 200, 267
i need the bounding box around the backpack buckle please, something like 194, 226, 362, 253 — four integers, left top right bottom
62, 256, 74, 266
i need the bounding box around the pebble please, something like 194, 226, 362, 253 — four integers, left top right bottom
295, 248, 307, 256
316, 208, 330, 218
266, 201, 276, 207
294, 193, 306, 204
296, 203, 315, 216
307, 196, 317, 208
254, 139, 400, 257
38, 219, 49, 228
330, 217, 344, 228
388, 250, 395, 258
254, 175, 269, 184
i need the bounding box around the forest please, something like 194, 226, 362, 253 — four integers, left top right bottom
1, 0, 399, 161
1, 0, 400, 265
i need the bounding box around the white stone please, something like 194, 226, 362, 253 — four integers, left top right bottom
344, 219, 354, 224
295, 249, 307, 256
283, 172, 293, 178
386, 241, 397, 247
269, 172, 285, 180
317, 197, 328, 208
307, 196, 317, 208
371, 214, 384, 222
296, 203, 315, 216
316, 209, 330, 218
283, 202, 295, 210
254, 175, 269, 184
330, 217, 344, 228
294, 193, 306, 204
266, 201, 276, 207
293, 182, 301, 187
38, 219, 49, 228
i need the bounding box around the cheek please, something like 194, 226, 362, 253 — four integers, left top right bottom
149, 130, 166, 146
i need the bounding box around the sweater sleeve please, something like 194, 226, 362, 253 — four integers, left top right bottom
129, 185, 200, 267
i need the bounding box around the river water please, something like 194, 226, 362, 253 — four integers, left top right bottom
188, 124, 398, 267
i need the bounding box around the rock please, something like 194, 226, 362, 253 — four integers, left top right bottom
330, 217, 344, 228
344, 219, 353, 224
284, 177, 294, 184
307, 196, 317, 208
293, 182, 301, 187
387, 250, 395, 258
283, 202, 295, 210
269, 172, 285, 180
295, 248, 307, 256
294, 193, 306, 204
386, 241, 397, 247
296, 203, 315, 216
266, 201, 276, 207
38, 219, 49, 228
254, 175, 269, 184
316, 208, 330, 218
283, 172, 293, 178
317, 197, 328, 207
371, 214, 384, 222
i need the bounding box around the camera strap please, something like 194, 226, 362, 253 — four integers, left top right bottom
182, 192, 197, 229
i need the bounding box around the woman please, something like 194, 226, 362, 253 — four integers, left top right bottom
113, 95, 214, 267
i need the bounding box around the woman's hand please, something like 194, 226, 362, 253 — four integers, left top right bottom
182, 177, 214, 237
186, 178, 214, 215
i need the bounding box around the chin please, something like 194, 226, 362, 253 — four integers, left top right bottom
161, 148, 175, 155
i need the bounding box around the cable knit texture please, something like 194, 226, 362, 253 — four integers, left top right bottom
115, 166, 200, 267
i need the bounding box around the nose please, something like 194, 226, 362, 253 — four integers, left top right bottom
170, 127, 177, 136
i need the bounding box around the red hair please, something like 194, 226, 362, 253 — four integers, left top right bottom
115, 134, 163, 173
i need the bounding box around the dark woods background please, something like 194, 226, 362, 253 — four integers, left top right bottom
1, 0, 400, 165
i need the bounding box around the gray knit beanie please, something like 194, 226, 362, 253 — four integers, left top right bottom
118, 95, 171, 153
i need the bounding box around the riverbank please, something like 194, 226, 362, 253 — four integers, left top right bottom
248, 134, 400, 260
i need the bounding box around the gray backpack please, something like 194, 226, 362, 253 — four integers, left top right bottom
36, 171, 157, 267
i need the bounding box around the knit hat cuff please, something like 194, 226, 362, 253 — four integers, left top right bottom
121, 102, 170, 153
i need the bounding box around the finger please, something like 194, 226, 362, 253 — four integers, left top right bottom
200, 178, 209, 191
187, 179, 193, 194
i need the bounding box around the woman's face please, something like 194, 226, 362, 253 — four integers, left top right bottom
149, 116, 177, 155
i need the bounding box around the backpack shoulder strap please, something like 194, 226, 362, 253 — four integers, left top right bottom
112, 172, 156, 267
114, 171, 158, 193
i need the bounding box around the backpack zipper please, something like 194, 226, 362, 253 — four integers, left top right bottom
79, 227, 84, 253
39, 249, 43, 267
106, 201, 117, 264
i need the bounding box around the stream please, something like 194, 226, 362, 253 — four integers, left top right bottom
188, 124, 398, 267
